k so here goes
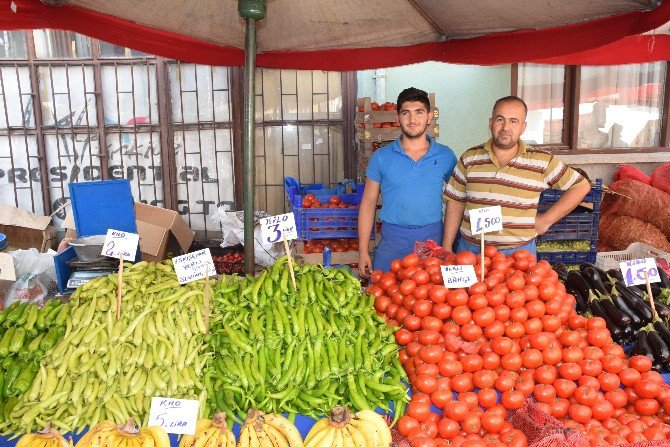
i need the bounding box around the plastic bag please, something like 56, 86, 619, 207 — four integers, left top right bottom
413, 239, 453, 261
4, 248, 58, 308
210, 209, 287, 268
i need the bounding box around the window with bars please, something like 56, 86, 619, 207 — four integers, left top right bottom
0, 30, 352, 239
515, 62, 668, 152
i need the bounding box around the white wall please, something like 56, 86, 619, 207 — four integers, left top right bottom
357, 62, 512, 156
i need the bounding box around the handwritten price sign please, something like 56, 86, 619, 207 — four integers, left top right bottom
441, 265, 477, 288
148, 397, 199, 435
172, 248, 217, 284
101, 229, 139, 260
619, 258, 661, 287
470, 206, 503, 236
260, 213, 298, 243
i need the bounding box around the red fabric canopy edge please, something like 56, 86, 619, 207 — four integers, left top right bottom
532, 34, 670, 66
2, 0, 670, 69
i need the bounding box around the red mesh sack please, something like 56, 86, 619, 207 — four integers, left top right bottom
652, 162, 670, 195
413, 239, 451, 261
507, 398, 589, 447
614, 164, 652, 184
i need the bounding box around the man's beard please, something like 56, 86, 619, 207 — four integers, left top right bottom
493, 132, 518, 149
400, 123, 428, 140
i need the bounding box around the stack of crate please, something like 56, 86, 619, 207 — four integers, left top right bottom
536, 179, 603, 265
355, 94, 439, 182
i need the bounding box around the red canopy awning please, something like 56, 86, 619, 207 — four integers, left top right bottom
2, 0, 670, 69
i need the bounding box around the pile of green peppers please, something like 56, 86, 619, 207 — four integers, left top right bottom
0, 300, 69, 419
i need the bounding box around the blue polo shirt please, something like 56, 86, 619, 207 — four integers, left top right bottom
366, 135, 457, 227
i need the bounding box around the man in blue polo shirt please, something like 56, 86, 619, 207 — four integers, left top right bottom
358, 87, 457, 276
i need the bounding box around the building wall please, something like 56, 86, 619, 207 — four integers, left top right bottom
357, 62, 511, 155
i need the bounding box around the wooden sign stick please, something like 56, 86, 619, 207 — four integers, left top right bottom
116, 254, 124, 321
204, 266, 210, 333
480, 233, 485, 282
645, 271, 658, 320
283, 235, 297, 291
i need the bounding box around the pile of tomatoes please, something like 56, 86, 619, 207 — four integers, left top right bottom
302, 238, 359, 254
366, 248, 670, 447
300, 193, 358, 209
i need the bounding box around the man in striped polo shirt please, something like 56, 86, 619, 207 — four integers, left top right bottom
442, 96, 591, 255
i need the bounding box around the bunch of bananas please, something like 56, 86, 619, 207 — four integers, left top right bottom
74, 419, 169, 447
239, 409, 304, 447
178, 413, 235, 447
16, 423, 71, 447
304, 407, 391, 447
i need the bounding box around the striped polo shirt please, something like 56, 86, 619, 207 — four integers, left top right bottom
444, 139, 588, 249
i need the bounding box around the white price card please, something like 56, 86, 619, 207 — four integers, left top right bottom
101, 229, 139, 260
148, 397, 199, 435
260, 212, 298, 243
0, 253, 16, 281
172, 248, 217, 284
620, 258, 661, 287
469, 206, 503, 236
441, 265, 477, 289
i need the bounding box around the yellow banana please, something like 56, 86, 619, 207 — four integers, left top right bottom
262, 414, 303, 447
344, 421, 377, 447
191, 427, 218, 447
305, 425, 336, 447
303, 418, 329, 445
248, 425, 261, 447
340, 426, 355, 447
343, 424, 367, 447
348, 418, 382, 447
144, 426, 170, 447
238, 425, 251, 447
259, 423, 282, 447
353, 411, 391, 447
332, 429, 344, 447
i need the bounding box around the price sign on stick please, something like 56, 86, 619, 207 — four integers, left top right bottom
101, 229, 139, 260
469, 206, 503, 236
261, 213, 298, 290
172, 249, 217, 284
441, 265, 477, 289
148, 397, 199, 435
260, 213, 298, 243
620, 258, 661, 287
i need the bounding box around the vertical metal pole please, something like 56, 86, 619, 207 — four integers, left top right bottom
243, 17, 257, 274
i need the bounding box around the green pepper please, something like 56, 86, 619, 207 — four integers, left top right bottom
17, 344, 31, 362
10, 362, 37, 396
5, 302, 27, 325
44, 304, 61, 326
8, 328, 25, 354
1, 355, 14, 371
39, 328, 58, 351
23, 304, 38, 331
0, 327, 16, 357
27, 333, 44, 353
2, 358, 21, 398
14, 304, 31, 326
3, 397, 17, 420
54, 305, 69, 327
35, 302, 53, 330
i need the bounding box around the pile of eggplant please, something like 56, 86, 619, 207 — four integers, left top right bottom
554, 262, 670, 372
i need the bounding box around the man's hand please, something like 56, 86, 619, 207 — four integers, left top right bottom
535, 213, 552, 236
358, 251, 373, 278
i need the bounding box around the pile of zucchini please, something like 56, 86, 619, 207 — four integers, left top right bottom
554, 262, 670, 372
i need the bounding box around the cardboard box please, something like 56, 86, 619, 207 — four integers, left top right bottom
0, 205, 56, 252
295, 243, 359, 266
135, 202, 194, 262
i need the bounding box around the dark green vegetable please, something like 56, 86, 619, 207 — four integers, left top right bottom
8, 328, 26, 354
0, 327, 16, 358
2, 358, 21, 398
10, 362, 37, 396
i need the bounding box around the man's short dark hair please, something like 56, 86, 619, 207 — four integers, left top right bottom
397, 87, 431, 113
493, 96, 528, 118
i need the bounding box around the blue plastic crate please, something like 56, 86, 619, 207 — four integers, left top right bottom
539, 179, 603, 211
537, 250, 597, 264
537, 212, 600, 242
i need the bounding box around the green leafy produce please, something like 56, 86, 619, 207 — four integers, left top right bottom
206, 257, 408, 424
537, 240, 591, 253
